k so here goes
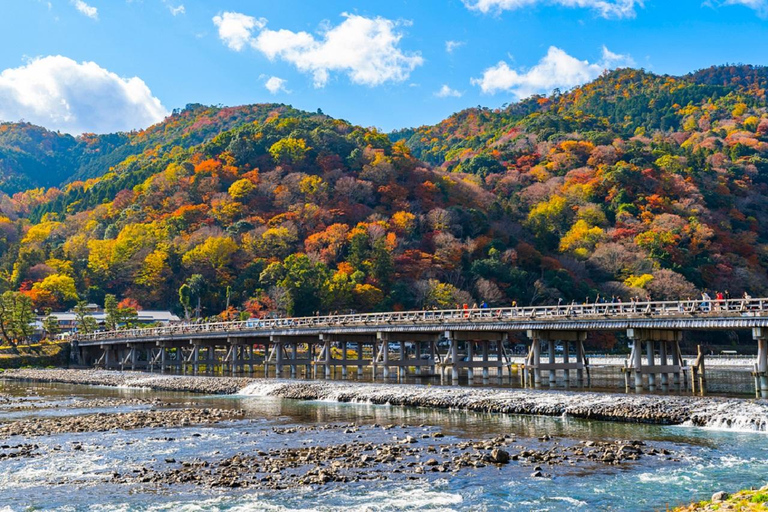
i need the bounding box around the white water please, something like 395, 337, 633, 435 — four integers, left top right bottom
236, 379, 768, 432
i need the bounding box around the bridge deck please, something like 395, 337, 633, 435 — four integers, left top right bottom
76, 298, 768, 346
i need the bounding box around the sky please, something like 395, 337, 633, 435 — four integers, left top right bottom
0, 0, 767, 134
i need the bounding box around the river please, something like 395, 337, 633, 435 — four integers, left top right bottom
1, 377, 767, 511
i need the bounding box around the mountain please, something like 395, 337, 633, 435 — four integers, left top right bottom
0, 103, 314, 194
392, 65, 768, 166
2, 65, 768, 342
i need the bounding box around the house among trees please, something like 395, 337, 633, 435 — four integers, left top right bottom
41, 306, 180, 334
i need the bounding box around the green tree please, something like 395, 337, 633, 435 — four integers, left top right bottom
260, 254, 330, 316
103, 294, 137, 331
179, 284, 192, 320
269, 137, 310, 166
42, 309, 61, 339
104, 294, 120, 331
186, 274, 205, 318
74, 301, 98, 334
0, 292, 35, 344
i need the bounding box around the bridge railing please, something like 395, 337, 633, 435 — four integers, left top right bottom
75, 297, 768, 343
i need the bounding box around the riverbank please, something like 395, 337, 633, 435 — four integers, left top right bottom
675, 485, 768, 511
3, 368, 768, 430
0, 342, 69, 369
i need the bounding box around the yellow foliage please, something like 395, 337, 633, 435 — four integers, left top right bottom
45, 258, 74, 277
529, 165, 551, 182
624, 274, 654, 289
32, 274, 79, 302
391, 211, 416, 234
228, 178, 256, 200
136, 249, 169, 287
558, 219, 605, 255
21, 221, 62, 245
732, 102, 748, 117
299, 175, 326, 196
87, 239, 116, 275
527, 195, 568, 235
744, 116, 760, 132
64, 233, 89, 261
182, 237, 238, 270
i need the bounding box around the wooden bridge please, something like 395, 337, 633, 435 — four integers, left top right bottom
74, 298, 768, 398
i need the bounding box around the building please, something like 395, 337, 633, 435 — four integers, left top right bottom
40, 308, 181, 334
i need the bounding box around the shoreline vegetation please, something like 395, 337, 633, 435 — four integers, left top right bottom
2, 368, 768, 429
674, 485, 768, 511
0, 341, 69, 369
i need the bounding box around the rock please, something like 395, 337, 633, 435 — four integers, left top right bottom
424, 458, 439, 466
489, 449, 510, 464
711, 491, 729, 502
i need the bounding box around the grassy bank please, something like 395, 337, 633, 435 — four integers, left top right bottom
675, 486, 768, 511
0, 341, 70, 369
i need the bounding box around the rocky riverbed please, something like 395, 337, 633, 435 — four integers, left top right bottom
3, 368, 768, 430
0, 396, 165, 411
0, 408, 244, 438
110, 423, 677, 490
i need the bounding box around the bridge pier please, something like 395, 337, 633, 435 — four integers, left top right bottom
191, 344, 199, 375
753, 328, 768, 399
526, 331, 588, 388
442, 331, 509, 384
270, 335, 319, 379
625, 329, 684, 393
189, 340, 222, 375
321, 334, 376, 380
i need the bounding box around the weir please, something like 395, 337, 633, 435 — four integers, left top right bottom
76, 297, 768, 398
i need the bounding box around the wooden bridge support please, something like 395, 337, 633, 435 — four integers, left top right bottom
269, 335, 318, 379
753, 328, 768, 399
374, 333, 439, 381
625, 329, 685, 392
525, 331, 588, 388
321, 334, 377, 379
441, 331, 510, 383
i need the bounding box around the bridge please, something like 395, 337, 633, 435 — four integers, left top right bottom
74, 297, 768, 398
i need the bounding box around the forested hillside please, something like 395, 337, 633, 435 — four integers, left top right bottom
1, 65, 768, 327
0, 103, 308, 194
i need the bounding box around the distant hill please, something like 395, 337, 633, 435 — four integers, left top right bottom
393, 65, 768, 166
0, 103, 315, 194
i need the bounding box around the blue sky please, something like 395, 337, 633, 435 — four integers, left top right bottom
0, 0, 767, 134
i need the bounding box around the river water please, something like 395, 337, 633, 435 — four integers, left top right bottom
1, 379, 767, 511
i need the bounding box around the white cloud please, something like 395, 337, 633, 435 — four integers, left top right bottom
213, 12, 423, 88
0, 56, 168, 134
264, 76, 289, 95
435, 85, 462, 98
463, 0, 642, 19
718, 0, 768, 16
471, 46, 633, 97
71, 0, 98, 19
445, 40, 465, 53
212, 12, 267, 51
167, 4, 185, 16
